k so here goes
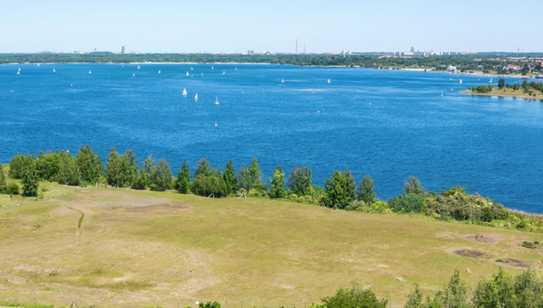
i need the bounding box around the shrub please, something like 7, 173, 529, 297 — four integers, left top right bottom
389, 193, 426, 213
404, 176, 424, 195
237, 158, 263, 191
131, 170, 147, 190
318, 284, 388, 308
6, 182, 20, 195
0, 165, 6, 193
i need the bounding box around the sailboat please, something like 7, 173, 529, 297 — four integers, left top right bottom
158, 70, 161, 74
16, 68, 21, 75
137, 65, 141, 70
214, 121, 219, 128
214, 97, 220, 105
52, 68, 56, 73
182, 88, 188, 97
459, 79, 463, 85
194, 93, 199, 102
132, 73, 136, 78
281, 78, 285, 84
327, 79, 332, 84
222, 71, 226, 76
186, 72, 190, 77
211, 66, 215, 71
88, 70, 93, 75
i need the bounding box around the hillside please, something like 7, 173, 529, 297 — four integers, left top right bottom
0, 183, 542, 307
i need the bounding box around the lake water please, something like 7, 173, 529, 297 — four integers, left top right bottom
1, 64, 542, 212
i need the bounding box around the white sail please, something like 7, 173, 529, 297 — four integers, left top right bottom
186, 72, 190, 77
52, 68, 56, 73
88, 70, 92, 75
182, 88, 188, 97
214, 97, 220, 105
327, 79, 332, 84
194, 93, 199, 102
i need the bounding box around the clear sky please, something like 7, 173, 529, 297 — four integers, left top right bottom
2, 0, 542, 53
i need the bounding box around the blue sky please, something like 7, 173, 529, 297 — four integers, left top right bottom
2, 0, 542, 53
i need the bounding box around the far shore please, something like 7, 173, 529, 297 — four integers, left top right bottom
467, 89, 543, 101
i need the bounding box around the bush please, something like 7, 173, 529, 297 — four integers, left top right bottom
36, 152, 61, 181
389, 193, 426, 213
76, 145, 102, 185
318, 284, 388, 308
358, 176, 376, 204
9, 155, 35, 179
237, 158, 263, 191
191, 172, 228, 198
176, 161, 191, 194
0, 165, 6, 193
55, 152, 80, 186
6, 182, 20, 195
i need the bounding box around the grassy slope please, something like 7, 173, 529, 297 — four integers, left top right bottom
0, 183, 541, 307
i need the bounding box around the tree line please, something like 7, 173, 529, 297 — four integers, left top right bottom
163, 268, 543, 308
1, 146, 542, 232
472, 78, 543, 97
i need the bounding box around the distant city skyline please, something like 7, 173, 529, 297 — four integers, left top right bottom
2, 0, 542, 53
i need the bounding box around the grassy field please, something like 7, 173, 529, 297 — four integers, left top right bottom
0, 183, 542, 307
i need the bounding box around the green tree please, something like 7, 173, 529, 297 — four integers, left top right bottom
131, 170, 147, 190
498, 78, 506, 89
76, 145, 102, 185
36, 152, 61, 181
238, 158, 263, 191
149, 160, 172, 191
21, 160, 39, 197
358, 176, 376, 204
473, 269, 515, 308
404, 176, 424, 195
270, 167, 287, 199
404, 285, 424, 308
191, 171, 228, 198
322, 171, 356, 209
120, 150, 137, 187
143, 156, 154, 186
176, 161, 190, 194
0, 165, 7, 193
107, 149, 122, 187
443, 271, 469, 308
288, 167, 312, 196
9, 155, 34, 179
223, 160, 237, 195
195, 159, 212, 178
56, 151, 80, 186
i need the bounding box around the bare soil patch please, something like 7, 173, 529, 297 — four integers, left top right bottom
496, 258, 530, 268
454, 249, 488, 258
465, 234, 500, 244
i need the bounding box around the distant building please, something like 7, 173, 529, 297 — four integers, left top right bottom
247, 50, 255, 55
121, 46, 126, 54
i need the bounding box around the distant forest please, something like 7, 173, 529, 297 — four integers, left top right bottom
1, 53, 542, 75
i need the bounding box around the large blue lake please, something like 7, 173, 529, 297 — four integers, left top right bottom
1, 64, 542, 212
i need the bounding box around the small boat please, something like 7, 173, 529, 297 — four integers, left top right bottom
222, 71, 226, 76
132, 73, 136, 78
211, 66, 215, 70
459, 79, 463, 85
281, 78, 285, 84
88, 70, 93, 75
16, 68, 21, 75
186, 72, 190, 77
327, 79, 332, 84
182, 88, 188, 97
214, 121, 219, 128
214, 97, 220, 105
194, 93, 199, 102
157, 70, 161, 74
52, 68, 56, 73
137, 65, 141, 70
